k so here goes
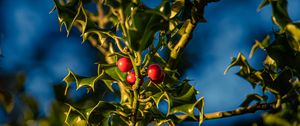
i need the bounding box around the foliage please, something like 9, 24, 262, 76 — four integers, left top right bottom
49, 0, 218, 125
226, 0, 300, 125
1, 0, 299, 125
0, 73, 66, 126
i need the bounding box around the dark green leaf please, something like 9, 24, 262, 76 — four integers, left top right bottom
270, 0, 291, 30
63, 68, 113, 95
191, 0, 219, 23
52, 0, 79, 35
0, 89, 14, 113
266, 35, 300, 71
267, 69, 293, 95
110, 115, 129, 126
128, 9, 167, 51
240, 93, 265, 107
65, 101, 117, 126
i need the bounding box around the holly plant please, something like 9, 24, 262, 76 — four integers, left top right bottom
47, 0, 300, 125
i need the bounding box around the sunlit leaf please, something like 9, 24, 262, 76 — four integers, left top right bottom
225, 53, 263, 88
63, 68, 112, 95
65, 101, 117, 126
170, 0, 185, 18
0, 89, 14, 113
286, 23, 300, 52
249, 35, 270, 58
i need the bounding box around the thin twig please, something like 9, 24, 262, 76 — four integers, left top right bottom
179, 102, 277, 122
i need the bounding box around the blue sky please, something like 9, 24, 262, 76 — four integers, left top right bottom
0, 0, 299, 125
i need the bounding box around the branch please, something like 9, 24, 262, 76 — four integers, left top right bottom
128, 53, 142, 126
167, 19, 196, 69
179, 102, 277, 122
204, 102, 276, 120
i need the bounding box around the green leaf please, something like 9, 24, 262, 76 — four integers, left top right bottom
104, 0, 130, 9
52, 0, 79, 36
159, 0, 171, 16
270, 0, 291, 30
144, 80, 203, 122
65, 101, 117, 126
170, 0, 185, 18
52, 0, 115, 44
128, 9, 167, 51
266, 35, 300, 71
104, 66, 126, 82
286, 23, 300, 52
191, 0, 219, 23
63, 68, 112, 95
169, 97, 204, 121
263, 113, 292, 126
225, 53, 262, 88
98, 64, 120, 92
240, 93, 265, 107
110, 115, 129, 126
249, 35, 270, 58
224, 53, 250, 75
21, 95, 40, 120
257, 0, 270, 11
0, 89, 14, 113
168, 83, 204, 123
267, 69, 293, 95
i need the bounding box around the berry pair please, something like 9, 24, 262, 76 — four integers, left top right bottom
117, 57, 165, 85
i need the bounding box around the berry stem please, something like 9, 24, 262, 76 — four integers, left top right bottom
128, 52, 142, 126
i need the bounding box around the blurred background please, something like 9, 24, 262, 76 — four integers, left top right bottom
0, 0, 299, 125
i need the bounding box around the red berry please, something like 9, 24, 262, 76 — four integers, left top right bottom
147, 64, 163, 81
152, 72, 165, 84
126, 72, 136, 85
126, 72, 144, 85
117, 57, 133, 72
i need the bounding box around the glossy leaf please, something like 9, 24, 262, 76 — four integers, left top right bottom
128, 9, 167, 51
63, 68, 112, 95
240, 93, 265, 107
170, 0, 185, 18
52, 0, 79, 35
65, 101, 117, 126
270, 0, 291, 30
286, 23, 300, 52
104, 66, 126, 82
144, 79, 203, 122
249, 35, 270, 58
225, 53, 264, 88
